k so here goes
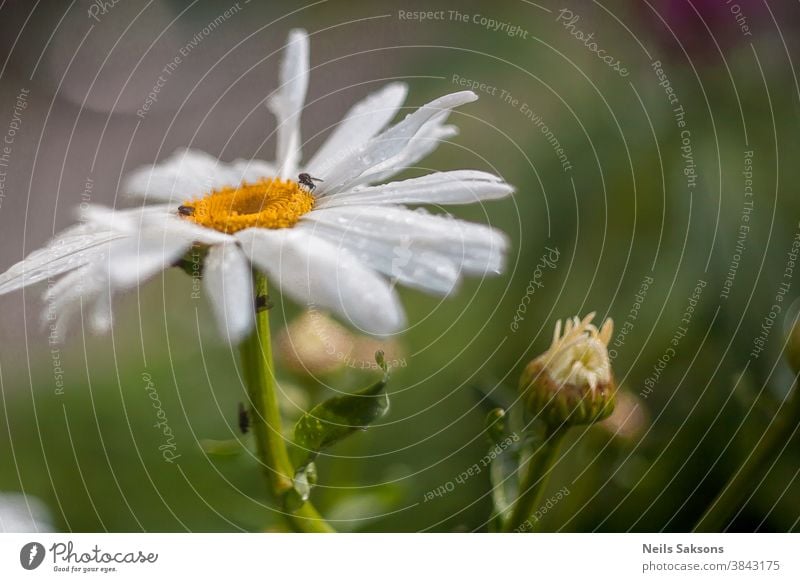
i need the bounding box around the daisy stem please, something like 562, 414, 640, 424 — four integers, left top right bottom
504, 425, 568, 532
240, 271, 334, 533
694, 385, 800, 532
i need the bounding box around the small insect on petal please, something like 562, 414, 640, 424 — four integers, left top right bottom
297, 173, 324, 192
178, 205, 195, 216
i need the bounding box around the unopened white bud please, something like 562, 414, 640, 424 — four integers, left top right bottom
520, 313, 616, 427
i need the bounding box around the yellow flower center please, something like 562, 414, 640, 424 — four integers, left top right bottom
179, 178, 315, 233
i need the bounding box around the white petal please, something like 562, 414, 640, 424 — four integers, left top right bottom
89, 286, 114, 333
124, 150, 276, 203
43, 265, 93, 306
317, 91, 477, 193
228, 158, 277, 183
123, 148, 229, 202
235, 228, 405, 335
42, 256, 129, 342
317, 170, 513, 209
268, 29, 309, 179
65, 207, 235, 276
0, 229, 125, 295
203, 243, 254, 344
296, 221, 460, 295
358, 117, 458, 185
40, 265, 105, 342
142, 212, 237, 246
0, 492, 54, 533
306, 82, 408, 175
79, 203, 175, 233
105, 230, 192, 289
43, 264, 106, 309
304, 205, 509, 277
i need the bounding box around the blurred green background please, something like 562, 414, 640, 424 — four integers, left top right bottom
1, 0, 799, 532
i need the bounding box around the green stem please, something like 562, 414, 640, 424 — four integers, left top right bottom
504, 425, 568, 532
240, 272, 334, 533
695, 388, 800, 532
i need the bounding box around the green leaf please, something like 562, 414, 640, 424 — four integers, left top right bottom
292, 351, 390, 469
482, 411, 527, 531
489, 451, 516, 515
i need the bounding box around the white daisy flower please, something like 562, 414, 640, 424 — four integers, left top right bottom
0, 492, 55, 533
0, 29, 512, 344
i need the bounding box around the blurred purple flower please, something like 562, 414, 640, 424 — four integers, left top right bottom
641, 0, 766, 61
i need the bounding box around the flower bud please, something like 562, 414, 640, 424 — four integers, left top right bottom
485, 408, 506, 446
276, 310, 404, 377
519, 313, 616, 427
598, 392, 648, 441
276, 310, 355, 376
